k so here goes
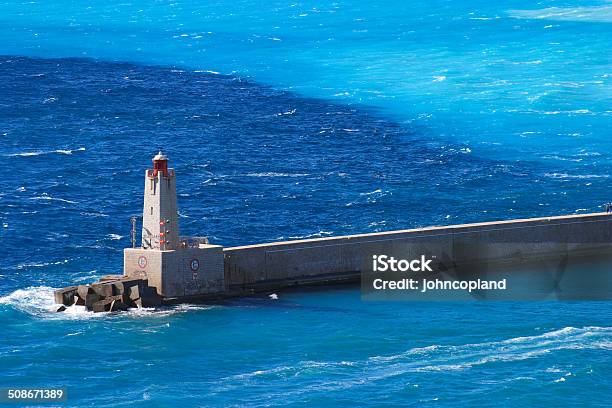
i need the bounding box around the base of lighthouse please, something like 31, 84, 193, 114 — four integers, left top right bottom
123, 244, 225, 298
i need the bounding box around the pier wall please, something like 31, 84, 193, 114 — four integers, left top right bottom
223, 213, 612, 291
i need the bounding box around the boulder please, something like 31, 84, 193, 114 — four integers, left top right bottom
54, 286, 78, 306
84, 293, 101, 308
77, 285, 92, 299
91, 282, 113, 297
127, 285, 141, 301
58, 278, 155, 312
112, 278, 146, 296
92, 298, 113, 313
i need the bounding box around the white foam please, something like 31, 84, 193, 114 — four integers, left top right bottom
0, 286, 217, 320
508, 6, 612, 23
0, 286, 61, 316
6, 147, 85, 157
80, 211, 109, 217
288, 231, 334, 239
360, 188, 383, 196
245, 172, 309, 177
219, 326, 612, 395
194, 69, 221, 75
544, 172, 608, 180
540, 155, 582, 163
346, 189, 391, 207
15, 259, 70, 270
276, 108, 296, 116
29, 193, 78, 204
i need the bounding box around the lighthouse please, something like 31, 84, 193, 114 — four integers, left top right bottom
123, 152, 225, 297
141, 151, 180, 250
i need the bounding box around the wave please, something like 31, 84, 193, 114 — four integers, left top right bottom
0, 286, 70, 317
276, 108, 296, 116
219, 326, 611, 393
15, 259, 70, 270
6, 147, 86, 157
245, 172, 309, 177
0, 286, 217, 320
544, 172, 609, 180
287, 231, 334, 239
511, 60, 542, 65
80, 211, 109, 218
194, 69, 221, 75
508, 6, 612, 23
29, 193, 78, 204
540, 155, 583, 163
346, 189, 391, 207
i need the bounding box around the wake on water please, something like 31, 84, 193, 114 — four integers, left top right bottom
1, 286, 610, 393
216, 326, 612, 396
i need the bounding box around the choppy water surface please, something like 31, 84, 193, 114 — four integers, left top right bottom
1, 0, 611, 406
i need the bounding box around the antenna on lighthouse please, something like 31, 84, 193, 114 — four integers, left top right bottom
130, 216, 138, 248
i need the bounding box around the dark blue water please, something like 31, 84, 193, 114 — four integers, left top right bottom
1, 55, 610, 407
1, 0, 611, 405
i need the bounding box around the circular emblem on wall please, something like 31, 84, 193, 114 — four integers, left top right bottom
138, 256, 147, 269
190, 258, 200, 272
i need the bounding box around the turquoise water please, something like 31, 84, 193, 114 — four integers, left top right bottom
1, 0, 610, 161
1, 1, 611, 406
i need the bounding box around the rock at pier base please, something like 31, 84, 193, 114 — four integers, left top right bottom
77, 285, 92, 299
92, 295, 125, 312
54, 286, 78, 306
55, 277, 159, 313
91, 282, 113, 297
84, 293, 100, 308
100, 274, 123, 282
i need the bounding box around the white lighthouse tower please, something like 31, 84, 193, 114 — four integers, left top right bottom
141, 151, 180, 250
123, 152, 225, 297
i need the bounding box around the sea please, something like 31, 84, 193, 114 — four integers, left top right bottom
0, 1, 611, 406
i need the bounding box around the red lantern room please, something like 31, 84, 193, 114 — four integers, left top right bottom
152, 151, 169, 177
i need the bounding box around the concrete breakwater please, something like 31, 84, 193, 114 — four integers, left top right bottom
224, 212, 612, 296
54, 154, 612, 311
